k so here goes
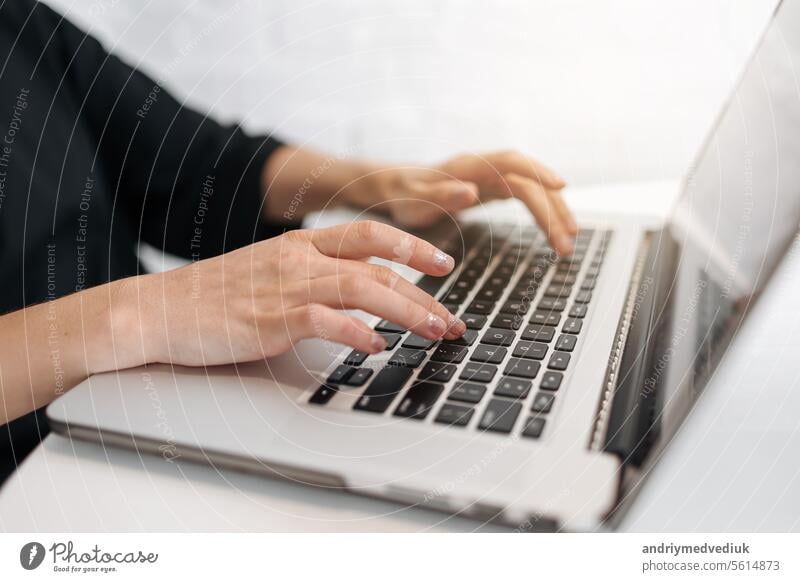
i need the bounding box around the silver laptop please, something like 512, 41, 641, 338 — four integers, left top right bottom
48, 0, 800, 530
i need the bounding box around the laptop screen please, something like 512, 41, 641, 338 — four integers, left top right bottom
617, 0, 800, 470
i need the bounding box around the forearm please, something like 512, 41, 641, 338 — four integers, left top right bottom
261, 146, 392, 222
0, 280, 145, 424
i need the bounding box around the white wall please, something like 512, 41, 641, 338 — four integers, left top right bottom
45, 0, 777, 186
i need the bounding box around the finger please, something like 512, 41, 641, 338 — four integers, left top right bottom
310, 257, 452, 313
489, 151, 566, 190
326, 260, 465, 338
308, 220, 455, 276
284, 274, 466, 341
503, 173, 574, 255
546, 188, 578, 235
412, 179, 480, 212
282, 303, 387, 354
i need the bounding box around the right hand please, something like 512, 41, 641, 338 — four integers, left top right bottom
130, 221, 467, 367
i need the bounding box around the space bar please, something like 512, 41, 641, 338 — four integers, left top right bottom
354, 367, 413, 413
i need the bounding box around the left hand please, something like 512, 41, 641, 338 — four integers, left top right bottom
370, 150, 577, 255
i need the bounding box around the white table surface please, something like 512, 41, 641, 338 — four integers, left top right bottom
4, 180, 800, 532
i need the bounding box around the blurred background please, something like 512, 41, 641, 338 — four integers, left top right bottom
44, 0, 777, 186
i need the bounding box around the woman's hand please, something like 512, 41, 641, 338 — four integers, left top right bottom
131, 221, 466, 367
369, 151, 577, 254
263, 147, 576, 254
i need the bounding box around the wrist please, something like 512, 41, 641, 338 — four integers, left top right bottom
88, 275, 161, 374
338, 160, 396, 212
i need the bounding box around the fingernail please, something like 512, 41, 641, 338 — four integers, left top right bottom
557, 235, 574, 255
567, 217, 578, 233
427, 313, 447, 336
447, 316, 467, 336
370, 334, 387, 352
433, 249, 455, 271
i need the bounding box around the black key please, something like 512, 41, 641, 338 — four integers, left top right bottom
431, 343, 469, 364
530, 310, 561, 326
354, 367, 414, 413
389, 348, 427, 368
540, 371, 563, 391
585, 266, 601, 278
449, 382, 487, 404
419, 362, 458, 383
512, 340, 548, 360
494, 377, 532, 399
484, 274, 509, 289
476, 287, 503, 302
555, 334, 577, 352
346, 368, 374, 386
507, 286, 538, 301
544, 284, 572, 299
563, 318, 583, 334
444, 329, 478, 346
402, 334, 436, 350
394, 382, 444, 419
481, 328, 516, 347
462, 313, 487, 330
442, 289, 468, 304
548, 351, 571, 371
327, 364, 354, 384
491, 314, 523, 330
581, 278, 596, 291
574, 290, 592, 304
467, 300, 495, 315
479, 399, 522, 433
344, 350, 368, 366
452, 278, 473, 291
500, 300, 531, 314
504, 358, 541, 379
435, 403, 474, 426
380, 333, 402, 350
459, 362, 498, 383
538, 297, 567, 312
531, 392, 555, 413
442, 303, 460, 314
551, 273, 576, 285
493, 264, 515, 279
470, 344, 507, 364
521, 325, 555, 343
309, 384, 338, 405
375, 320, 406, 334
522, 416, 546, 439
569, 304, 588, 318
556, 263, 581, 274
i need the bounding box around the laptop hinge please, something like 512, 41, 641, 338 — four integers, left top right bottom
590, 228, 678, 466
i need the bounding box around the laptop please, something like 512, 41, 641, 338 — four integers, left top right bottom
47, 0, 800, 530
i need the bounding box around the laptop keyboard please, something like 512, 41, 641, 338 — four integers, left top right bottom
307, 223, 612, 440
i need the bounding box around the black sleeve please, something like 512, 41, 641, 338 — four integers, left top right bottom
42, 1, 295, 259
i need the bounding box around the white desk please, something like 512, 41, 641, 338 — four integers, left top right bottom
3, 181, 800, 532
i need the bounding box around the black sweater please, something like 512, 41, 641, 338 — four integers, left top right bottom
0, 0, 288, 480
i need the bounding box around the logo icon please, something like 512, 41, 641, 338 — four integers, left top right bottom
20, 542, 46, 570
